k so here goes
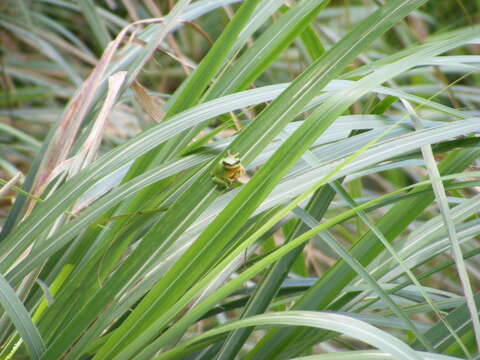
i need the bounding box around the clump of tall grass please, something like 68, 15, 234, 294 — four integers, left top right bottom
0, 1, 480, 359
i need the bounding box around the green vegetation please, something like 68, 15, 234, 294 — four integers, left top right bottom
1, 0, 480, 359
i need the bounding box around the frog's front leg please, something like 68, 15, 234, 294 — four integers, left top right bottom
211, 173, 232, 189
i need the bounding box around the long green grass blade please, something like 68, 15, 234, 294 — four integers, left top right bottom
401, 99, 480, 352
0, 274, 45, 360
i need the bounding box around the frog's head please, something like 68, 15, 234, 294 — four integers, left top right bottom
222, 151, 241, 169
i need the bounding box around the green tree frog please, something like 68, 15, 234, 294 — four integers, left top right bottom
210, 151, 245, 189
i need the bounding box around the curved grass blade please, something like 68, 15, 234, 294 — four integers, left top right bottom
292, 350, 464, 360
157, 311, 424, 360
